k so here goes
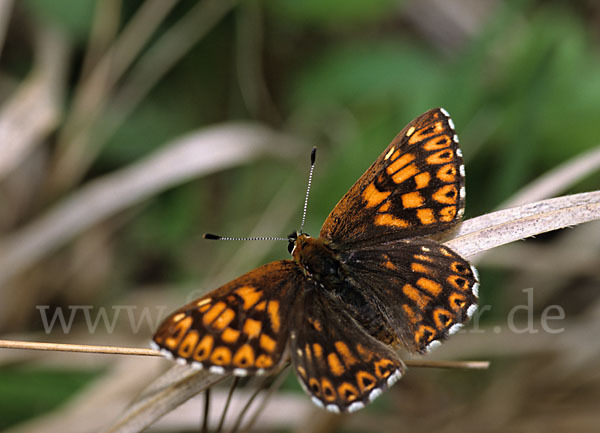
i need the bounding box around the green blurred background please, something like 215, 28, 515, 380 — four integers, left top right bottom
1, 0, 600, 431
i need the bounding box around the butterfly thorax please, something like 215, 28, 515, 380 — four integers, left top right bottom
291, 234, 346, 288
291, 233, 400, 346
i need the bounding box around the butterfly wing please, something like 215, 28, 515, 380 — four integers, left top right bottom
320, 108, 465, 246
289, 290, 405, 413
339, 237, 479, 353
152, 260, 303, 376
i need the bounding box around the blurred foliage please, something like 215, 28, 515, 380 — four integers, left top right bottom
0, 366, 101, 430
1, 0, 600, 431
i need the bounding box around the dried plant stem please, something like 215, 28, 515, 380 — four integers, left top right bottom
0, 339, 157, 356
0, 339, 487, 371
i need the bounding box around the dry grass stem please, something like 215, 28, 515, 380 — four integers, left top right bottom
0, 22, 67, 179
0, 123, 300, 287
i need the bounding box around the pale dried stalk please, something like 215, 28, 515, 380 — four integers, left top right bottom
0, 22, 67, 179
447, 191, 600, 259
0, 339, 487, 370
0, 123, 298, 289
51, 0, 181, 194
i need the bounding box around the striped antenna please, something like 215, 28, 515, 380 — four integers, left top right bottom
299, 147, 317, 234
203, 147, 317, 242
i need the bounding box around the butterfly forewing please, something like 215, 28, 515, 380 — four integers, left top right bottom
340, 238, 479, 353
153, 261, 302, 375
289, 291, 405, 413
320, 108, 465, 246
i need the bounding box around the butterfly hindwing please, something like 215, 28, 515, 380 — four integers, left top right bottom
152, 261, 303, 376
289, 290, 405, 413
339, 237, 479, 353
320, 108, 465, 246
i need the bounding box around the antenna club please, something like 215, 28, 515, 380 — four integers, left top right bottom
203, 233, 221, 240
310, 147, 317, 165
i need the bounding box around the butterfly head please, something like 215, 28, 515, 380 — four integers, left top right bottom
287, 231, 309, 254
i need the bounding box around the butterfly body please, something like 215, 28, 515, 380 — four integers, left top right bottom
152, 108, 480, 413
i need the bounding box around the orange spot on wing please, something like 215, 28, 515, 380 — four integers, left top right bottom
356, 371, 377, 392
212, 308, 235, 330
417, 277, 443, 296
378, 201, 391, 212
211, 346, 232, 365
221, 327, 240, 344
408, 121, 444, 145
356, 344, 374, 362
243, 318, 262, 339
255, 354, 274, 368
433, 185, 458, 204
417, 208, 436, 225
415, 325, 436, 345
338, 383, 359, 402
386, 152, 415, 175
424, 134, 452, 151
375, 214, 411, 228
433, 308, 453, 330
233, 344, 255, 368
202, 302, 227, 327
439, 206, 457, 222
427, 149, 454, 165
437, 164, 457, 182
401, 191, 425, 208
391, 163, 419, 184
165, 316, 193, 349
411, 262, 432, 274
308, 317, 323, 331
448, 275, 470, 291
414, 254, 434, 262
296, 366, 307, 379
335, 341, 358, 366
267, 300, 281, 332
177, 330, 199, 358
309, 378, 322, 397
362, 182, 391, 208
414, 171, 431, 189
450, 261, 469, 274
402, 284, 431, 309
255, 300, 267, 311
260, 334, 276, 352
327, 352, 346, 376
321, 378, 337, 402
449, 292, 467, 311
374, 359, 395, 378
305, 344, 312, 362
384, 259, 397, 270
235, 286, 262, 310
312, 343, 324, 359
193, 335, 214, 361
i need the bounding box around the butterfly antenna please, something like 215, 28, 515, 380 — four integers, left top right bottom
299, 147, 317, 234
203, 233, 288, 241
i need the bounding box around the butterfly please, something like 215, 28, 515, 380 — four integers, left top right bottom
152, 108, 479, 413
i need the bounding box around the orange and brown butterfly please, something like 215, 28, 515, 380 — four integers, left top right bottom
152, 108, 479, 413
